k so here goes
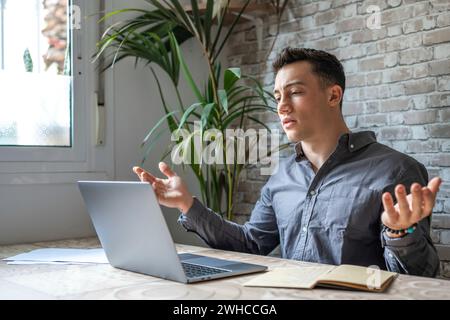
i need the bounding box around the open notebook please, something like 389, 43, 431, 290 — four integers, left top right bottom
243, 264, 398, 293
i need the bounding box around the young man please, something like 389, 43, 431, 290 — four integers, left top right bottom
134, 47, 442, 277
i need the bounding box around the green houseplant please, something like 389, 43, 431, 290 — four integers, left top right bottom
95, 0, 288, 220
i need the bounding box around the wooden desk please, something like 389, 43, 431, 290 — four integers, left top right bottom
1, 237, 449, 300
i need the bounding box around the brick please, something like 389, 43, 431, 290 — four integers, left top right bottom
409, 96, 429, 110
366, 72, 383, 85
413, 1, 432, 16
429, 60, 450, 76
314, 37, 340, 51
435, 43, 450, 60
298, 28, 324, 41
377, 34, 422, 53
346, 74, 366, 87
406, 139, 440, 153
399, 48, 433, 65
336, 17, 365, 33
438, 76, 450, 91
411, 125, 429, 139
344, 115, 357, 128
442, 231, 450, 245
437, 11, 450, 27
387, 25, 402, 37
360, 86, 379, 100
323, 24, 337, 37
386, 0, 401, 7
344, 88, 360, 101
292, 3, 318, 17
317, 0, 332, 11
440, 108, 450, 122
382, 5, 415, 25
379, 98, 410, 112
430, 0, 450, 12
315, 10, 338, 25
404, 79, 436, 95
389, 83, 405, 97
413, 63, 430, 78
365, 101, 380, 113
382, 67, 413, 83
429, 124, 450, 138
440, 261, 450, 279
443, 141, 450, 152
358, 114, 387, 127
359, 53, 397, 71
404, 110, 438, 125
423, 27, 450, 45
430, 93, 450, 108
403, 16, 436, 34
388, 112, 404, 125
357, 0, 388, 14
341, 3, 358, 18
352, 29, 387, 44
379, 127, 412, 140
430, 154, 450, 167
341, 59, 358, 73
431, 229, 440, 244
342, 101, 364, 116
333, 0, 361, 9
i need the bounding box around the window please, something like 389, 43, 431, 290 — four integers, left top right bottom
0, 0, 71, 147
0, 0, 113, 182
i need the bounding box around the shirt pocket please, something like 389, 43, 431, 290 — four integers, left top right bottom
324, 185, 379, 231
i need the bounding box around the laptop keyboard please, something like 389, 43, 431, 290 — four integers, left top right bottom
181, 262, 230, 278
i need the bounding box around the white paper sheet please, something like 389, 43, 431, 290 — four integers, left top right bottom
3, 248, 108, 265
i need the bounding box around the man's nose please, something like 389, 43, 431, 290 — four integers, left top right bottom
277, 98, 292, 115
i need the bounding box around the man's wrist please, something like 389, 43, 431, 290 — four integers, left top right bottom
179, 196, 194, 214
382, 223, 418, 239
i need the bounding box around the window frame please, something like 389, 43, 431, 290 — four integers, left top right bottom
0, 0, 114, 183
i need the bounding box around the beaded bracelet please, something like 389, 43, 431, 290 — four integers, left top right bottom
383, 223, 418, 235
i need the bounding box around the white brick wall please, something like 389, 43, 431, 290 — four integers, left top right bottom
226, 0, 450, 278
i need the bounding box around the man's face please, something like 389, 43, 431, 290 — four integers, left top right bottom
273, 61, 333, 143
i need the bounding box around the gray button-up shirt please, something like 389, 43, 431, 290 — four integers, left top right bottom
178, 131, 440, 277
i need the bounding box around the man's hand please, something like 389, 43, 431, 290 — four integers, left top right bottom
133, 162, 194, 214
381, 177, 442, 238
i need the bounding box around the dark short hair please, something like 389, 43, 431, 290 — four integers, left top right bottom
272, 47, 346, 108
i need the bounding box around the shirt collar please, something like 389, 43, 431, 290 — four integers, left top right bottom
293, 131, 377, 161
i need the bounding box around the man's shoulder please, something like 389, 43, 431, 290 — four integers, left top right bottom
366, 141, 427, 178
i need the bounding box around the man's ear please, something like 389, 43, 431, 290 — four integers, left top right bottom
328, 85, 343, 108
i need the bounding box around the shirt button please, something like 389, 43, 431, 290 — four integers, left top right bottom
350, 144, 354, 149
302, 227, 307, 233
309, 190, 316, 196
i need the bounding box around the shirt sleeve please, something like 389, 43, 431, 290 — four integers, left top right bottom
177, 183, 280, 255
381, 162, 440, 277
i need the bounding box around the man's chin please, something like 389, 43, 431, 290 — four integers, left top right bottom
285, 131, 303, 143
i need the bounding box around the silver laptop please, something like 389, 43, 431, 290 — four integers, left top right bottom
77, 181, 267, 283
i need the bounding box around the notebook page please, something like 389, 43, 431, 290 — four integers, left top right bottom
243, 266, 335, 289
317, 264, 397, 289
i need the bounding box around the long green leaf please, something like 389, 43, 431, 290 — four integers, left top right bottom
141, 110, 179, 147
201, 103, 215, 131
218, 90, 228, 114
224, 67, 241, 91
170, 32, 205, 103
178, 102, 203, 129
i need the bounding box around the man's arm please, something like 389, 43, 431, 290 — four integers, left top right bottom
381, 163, 441, 277
178, 184, 280, 256
133, 162, 279, 256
